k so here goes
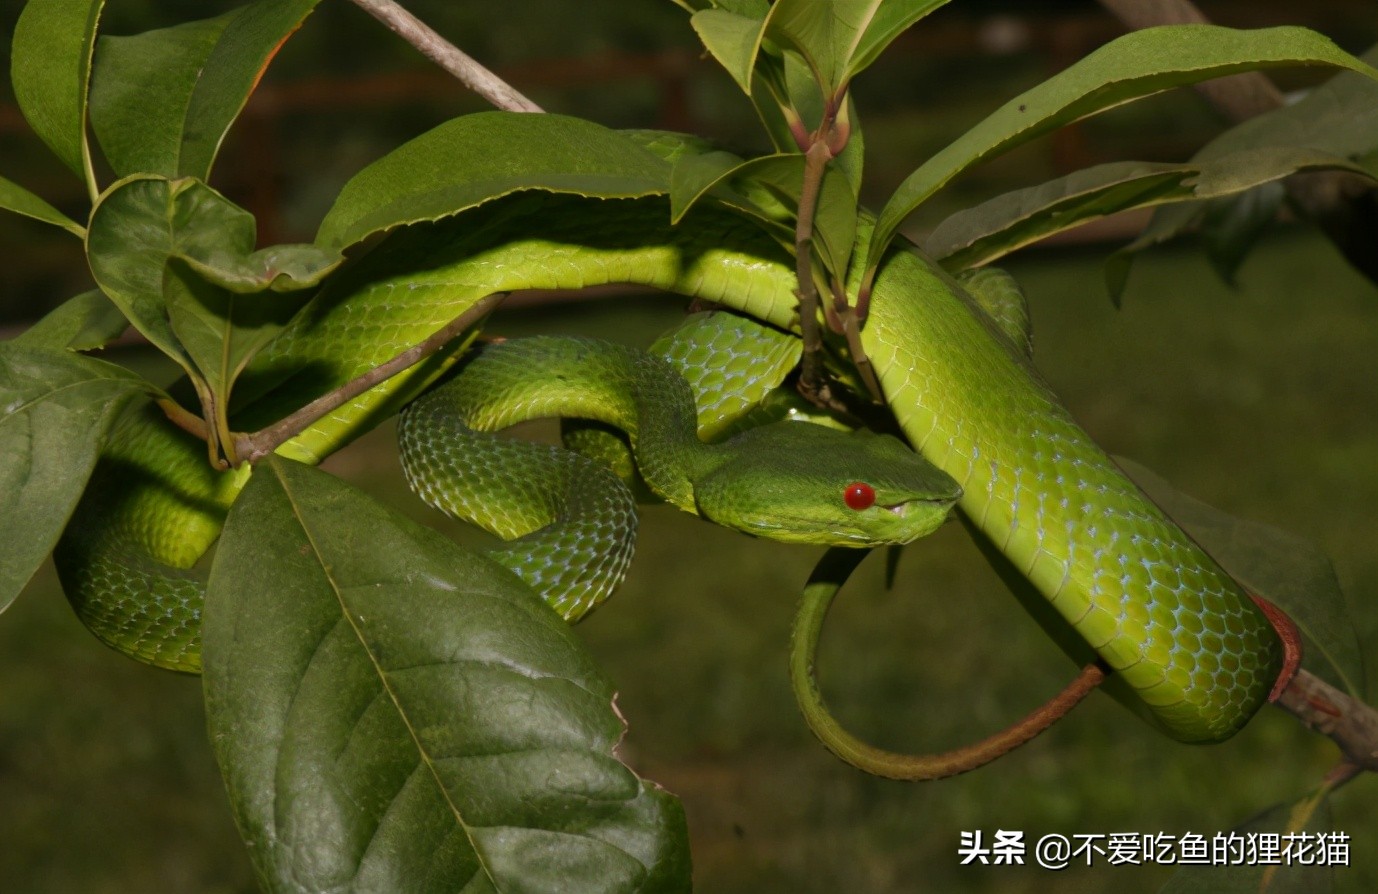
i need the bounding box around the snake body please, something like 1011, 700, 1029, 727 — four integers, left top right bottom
56, 194, 1281, 741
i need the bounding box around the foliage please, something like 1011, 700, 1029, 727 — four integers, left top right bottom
3, 0, 1376, 891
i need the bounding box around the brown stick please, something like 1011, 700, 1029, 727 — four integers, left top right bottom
347, 0, 544, 113
1275, 670, 1378, 775
235, 293, 505, 464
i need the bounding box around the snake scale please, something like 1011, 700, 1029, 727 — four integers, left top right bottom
54, 192, 1282, 743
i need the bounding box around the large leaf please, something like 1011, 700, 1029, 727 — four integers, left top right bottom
1118, 457, 1364, 699
0, 343, 151, 613
9, 0, 104, 184
930, 147, 1373, 271
86, 176, 338, 446
0, 174, 84, 236
203, 456, 689, 892
317, 113, 675, 249
866, 25, 1378, 283
88, 0, 322, 180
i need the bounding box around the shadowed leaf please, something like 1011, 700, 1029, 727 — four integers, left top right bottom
0, 343, 151, 612
929, 148, 1372, 272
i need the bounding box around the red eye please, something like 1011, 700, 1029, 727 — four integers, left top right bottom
844, 482, 876, 511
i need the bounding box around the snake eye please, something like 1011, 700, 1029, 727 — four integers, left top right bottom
843, 482, 876, 511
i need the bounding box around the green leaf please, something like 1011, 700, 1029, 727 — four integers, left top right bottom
86, 176, 337, 441
203, 456, 689, 892
670, 147, 857, 278
765, 0, 950, 92
932, 147, 1373, 271
1108, 43, 1378, 297
1199, 180, 1287, 286
317, 112, 674, 249
13, 290, 128, 352
9, 0, 104, 184
0, 343, 151, 613
867, 25, 1378, 280
1118, 457, 1365, 699
1159, 790, 1336, 893
930, 162, 1193, 270
690, 7, 763, 95
0, 174, 85, 236
87, 0, 321, 180
843, 0, 952, 83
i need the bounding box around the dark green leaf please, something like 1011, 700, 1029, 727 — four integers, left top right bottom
9, 0, 104, 183
0, 343, 151, 612
1200, 181, 1287, 285
868, 25, 1378, 279
932, 147, 1371, 271
87, 176, 337, 434
203, 456, 689, 892
1118, 457, 1364, 699
0, 174, 85, 236
13, 290, 127, 352
1159, 791, 1336, 893
317, 113, 673, 249
1108, 43, 1378, 296
88, 0, 321, 180
929, 161, 1194, 270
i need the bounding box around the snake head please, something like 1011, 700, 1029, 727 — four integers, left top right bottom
693, 425, 962, 547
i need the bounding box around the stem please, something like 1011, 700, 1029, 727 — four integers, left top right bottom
1274, 669, 1378, 774
235, 292, 505, 464
156, 397, 210, 441
794, 140, 833, 403
790, 548, 1106, 781
347, 0, 544, 113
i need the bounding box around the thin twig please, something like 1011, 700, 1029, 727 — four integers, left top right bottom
235, 293, 506, 464
790, 548, 1106, 781
1274, 669, 1378, 775
347, 0, 544, 113
794, 140, 833, 406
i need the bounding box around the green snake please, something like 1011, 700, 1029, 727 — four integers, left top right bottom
54, 192, 1283, 744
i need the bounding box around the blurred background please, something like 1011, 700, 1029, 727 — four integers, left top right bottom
1, 1, 1376, 892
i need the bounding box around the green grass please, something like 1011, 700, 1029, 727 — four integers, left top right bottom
1, 226, 1375, 892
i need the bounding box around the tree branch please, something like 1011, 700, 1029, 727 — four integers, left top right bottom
235, 293, 506, 464
347, 0, 544, 113
1275, 670, 1378, 775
